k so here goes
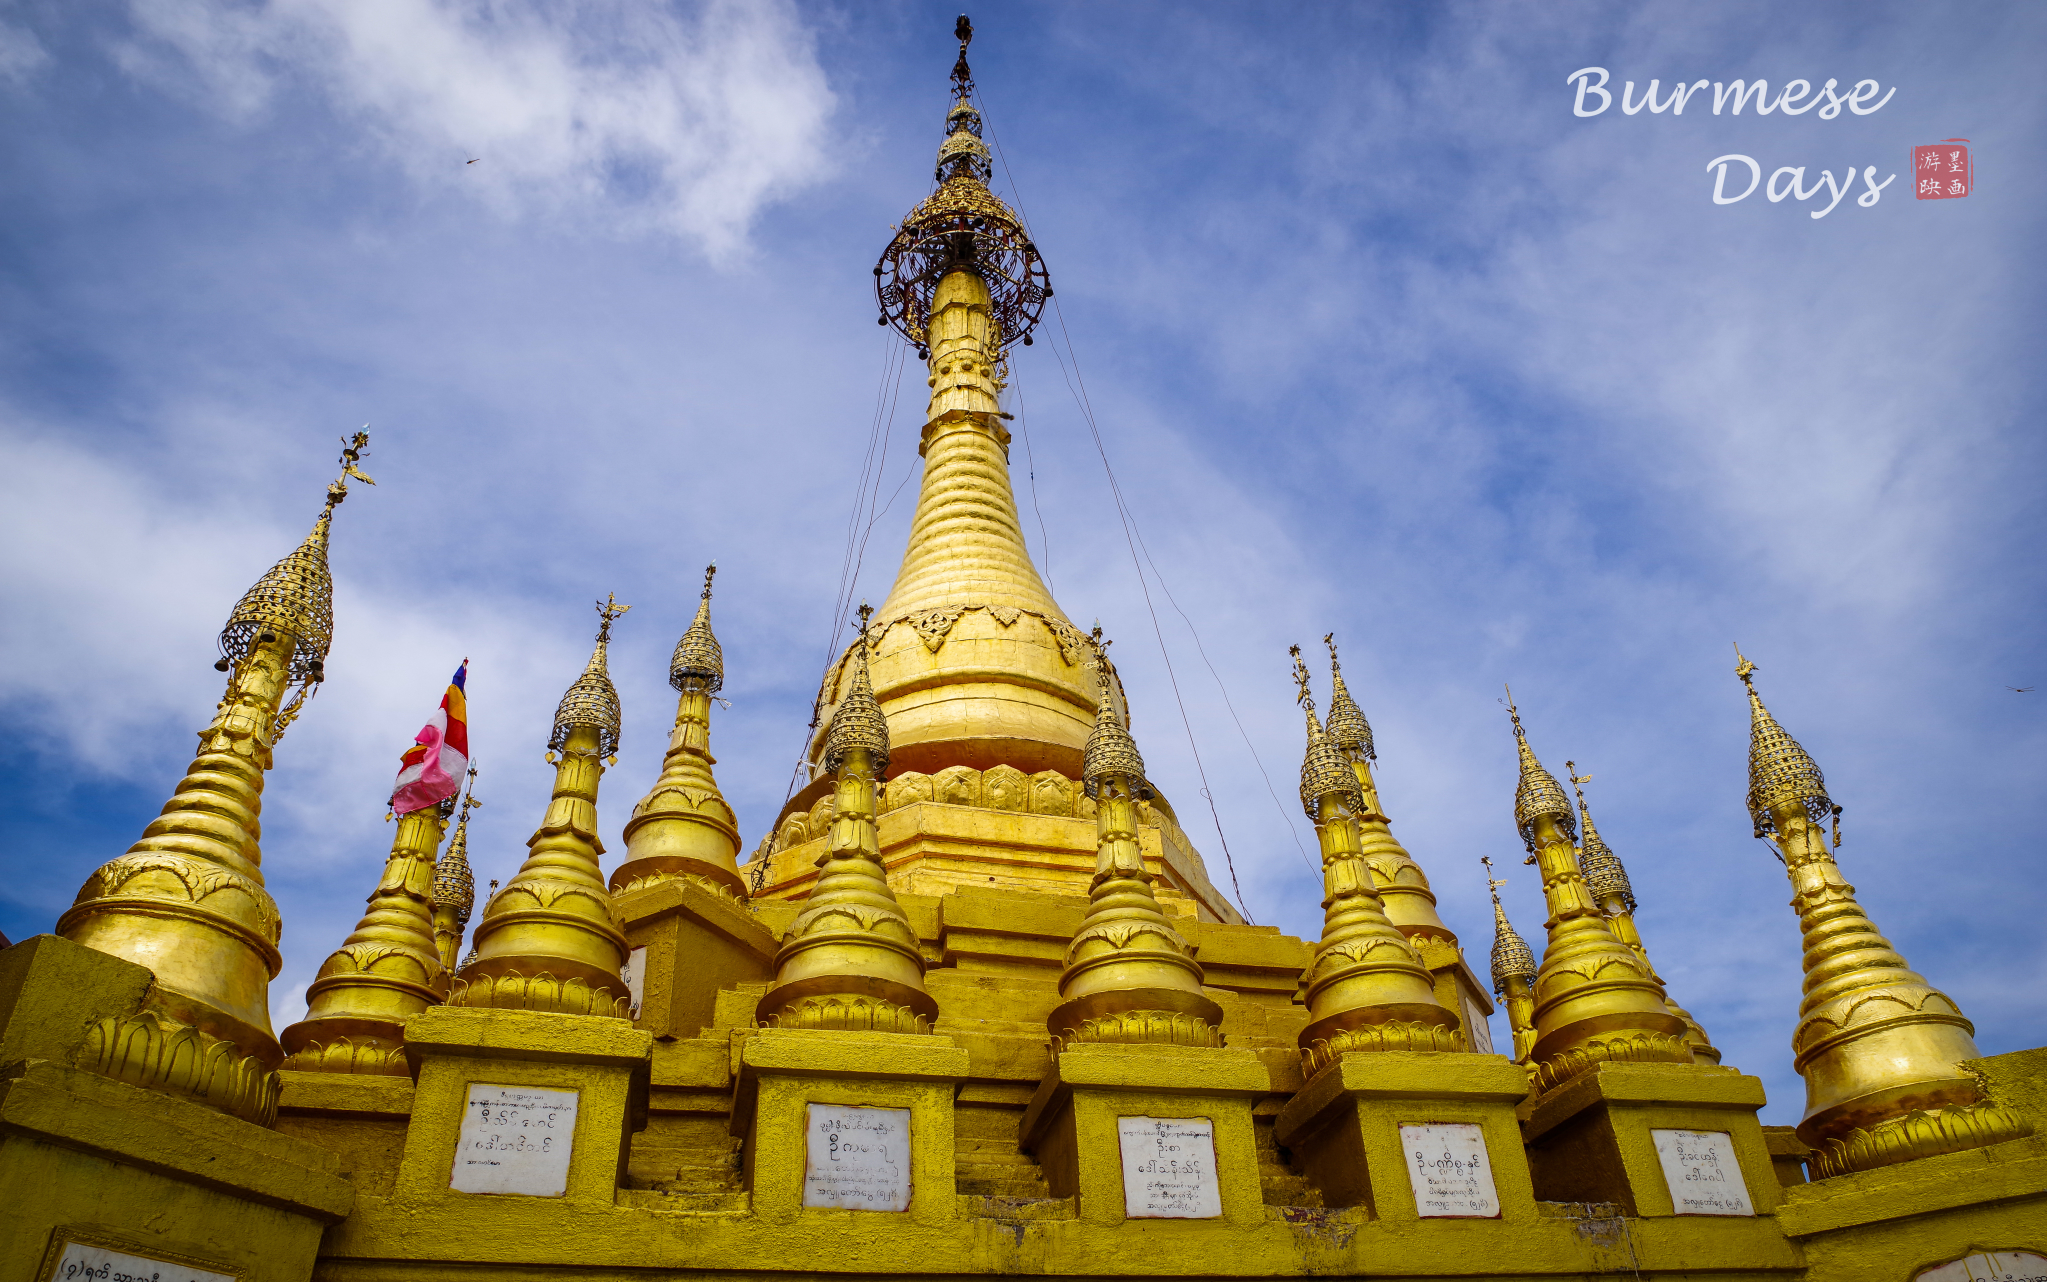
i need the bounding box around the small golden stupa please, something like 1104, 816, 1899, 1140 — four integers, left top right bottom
2, 18, 2039, 1282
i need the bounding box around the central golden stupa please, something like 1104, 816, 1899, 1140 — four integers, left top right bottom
2, 18, 2041, 1282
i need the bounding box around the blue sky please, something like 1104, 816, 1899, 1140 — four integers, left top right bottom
2, 1, 2041, 1123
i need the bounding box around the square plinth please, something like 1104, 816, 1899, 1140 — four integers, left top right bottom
1274, 1050, 1540, 1224
0, 936, 353, 1282
1519, 1060, 1779, 1218
1020, 1042, 1270, 1227
733, 1027, 969, 1225
393, 1005, 652, 1211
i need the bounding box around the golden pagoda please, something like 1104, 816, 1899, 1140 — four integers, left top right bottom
1736, 650, 2031, 1177
4, 18, 2044, 1282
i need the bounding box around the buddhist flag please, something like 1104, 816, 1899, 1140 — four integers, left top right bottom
391, 662, 469, 815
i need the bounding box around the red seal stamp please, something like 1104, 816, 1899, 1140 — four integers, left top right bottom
1914, 139, 1972, 200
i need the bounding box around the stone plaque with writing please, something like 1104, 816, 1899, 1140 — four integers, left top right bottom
45, 1238, 237, 1282
1917, 1250, 2047, 1282
1651, 1128, 1754, 1216
451, 1083, 579, 1196
1117, 1115, 1222, 1219
803, 1103, 913, 1211
623, 946, 647, 1020
1399, 1122, 1501, 1218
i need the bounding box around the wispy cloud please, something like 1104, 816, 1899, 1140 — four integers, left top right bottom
117, 0, 836, 258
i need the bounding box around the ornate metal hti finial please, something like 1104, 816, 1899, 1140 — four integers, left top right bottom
1504, 685, 1576, 852
875, 12, 1049, 356
1322, 633, 1377, 762
549, 596, 629, 762
669, 563, 724, 693
1568, 761, 1635, 913
1735, 644, 1842, 846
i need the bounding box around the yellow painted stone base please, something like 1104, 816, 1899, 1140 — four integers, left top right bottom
1519, 1059, 1780, 1217
394, 1004, 653, 1208
1275, 1050, 1539, 1222
0, 936, 352, 1282
733, 1026, 970, 1224
1020, 1042, 1270, 1226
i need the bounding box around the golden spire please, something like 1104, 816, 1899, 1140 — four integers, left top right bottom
613, 565, 744, 897
449, 600, 633, 1018
759, 606, 938, 1033
1292, 647, 1461, 1074
1566, 763, 1720, 1066
1048, 634, 1222, 1050
282, 769, 455, 1076
1504, 692, 1687, 1090
431, 765, 481, 971
1322, 635, 1461, 957
803, 16, 1085, 789
1483, 857, 1537, 1063
56, 433, 373, 1122
1735, 649, 2029, 1176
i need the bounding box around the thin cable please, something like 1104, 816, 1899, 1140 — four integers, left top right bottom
772, 333, 911, 846
1043, 312, 1256, 921
980, 84, 1268, 919
1010, 366, 1055, 594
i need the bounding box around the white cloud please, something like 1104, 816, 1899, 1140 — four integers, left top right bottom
118, 0, 836, 258
0, 16, 48, 85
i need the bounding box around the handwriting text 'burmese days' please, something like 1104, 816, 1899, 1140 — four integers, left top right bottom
1565, 68, 1899, 218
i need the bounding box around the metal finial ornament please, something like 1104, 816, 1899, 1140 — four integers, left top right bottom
1322, 633, 1376, 761
1736, 645, 1841, 845
1081, 634, 1151, 801
669, 562, 724, 693
824, 603, 891, 776
550, 595, 628, 759
1504, 685, 1576, 851
1295, 645, 1361, 819
874, 14, 1049, 354
1483, 856, 1536, 995
215, 429, 374, 685
1568, 762, 1635, 914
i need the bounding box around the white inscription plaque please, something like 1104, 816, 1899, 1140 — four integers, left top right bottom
47, 1239, 236, 1282
1916, 1250, 2047, 1282
1399, 1122, 1501, 1218
451, 1083, 579, 1196
803, 1103, 913, 1211
1117, 1116, 1222, 1219
1650, 1128, 1754, 1216
622, 946, 647, 1020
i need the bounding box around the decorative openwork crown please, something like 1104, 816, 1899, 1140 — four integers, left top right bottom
874, 15, 1049, 355
1485, 859, 1537, 995
550, 597, 628, 758
1737, 649, 1838, 840
1081, 636, 1151, 800
1322, 634, 1376, 761
823, 606, 891, 776
1295, 647, 1362, 820
216, 431, 373, 683
1506, 689, 1576, 850
669, 564, 724, 693
1569, 765, 1636, 913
